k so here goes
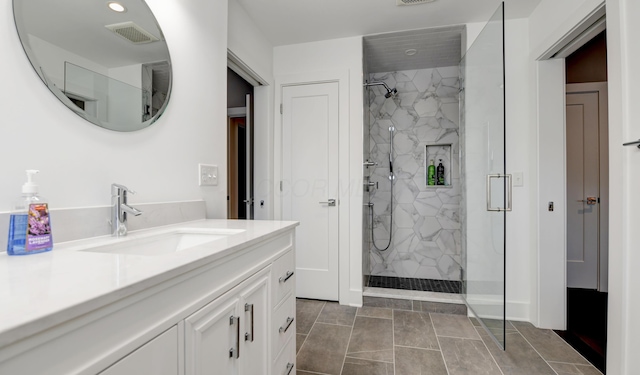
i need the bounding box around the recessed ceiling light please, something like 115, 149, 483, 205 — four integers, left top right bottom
405, 49, 418, 56
107, 2, 127, 13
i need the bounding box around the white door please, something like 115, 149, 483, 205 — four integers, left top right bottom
566, 83, 608, 290
282, 82, 339, 301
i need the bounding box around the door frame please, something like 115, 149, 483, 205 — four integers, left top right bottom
565, 82, 609, 292
534, 4, 607, 330
274, 69, 355, 306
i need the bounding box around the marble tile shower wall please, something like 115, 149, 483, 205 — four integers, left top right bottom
368, 67, 461, 281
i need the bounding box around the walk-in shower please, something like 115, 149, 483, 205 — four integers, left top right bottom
362, 5, 509, 349
362, 26, 465, 295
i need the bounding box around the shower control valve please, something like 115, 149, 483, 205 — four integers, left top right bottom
363, 160, 378, 168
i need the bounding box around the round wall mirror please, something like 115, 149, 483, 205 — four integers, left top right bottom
13, 0, 172, 132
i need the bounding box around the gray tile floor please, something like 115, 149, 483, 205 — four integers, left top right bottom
295, 297, 602, 375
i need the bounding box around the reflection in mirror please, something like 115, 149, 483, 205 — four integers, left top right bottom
13, 0, 172, 132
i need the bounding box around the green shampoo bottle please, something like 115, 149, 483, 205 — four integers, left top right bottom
427, 160, 436, 186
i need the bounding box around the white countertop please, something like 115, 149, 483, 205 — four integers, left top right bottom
0, 219, 298, 348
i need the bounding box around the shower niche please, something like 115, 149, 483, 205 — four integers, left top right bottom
425, 143, 453, 188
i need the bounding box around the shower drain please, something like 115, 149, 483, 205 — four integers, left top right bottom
396, 0, 437, 6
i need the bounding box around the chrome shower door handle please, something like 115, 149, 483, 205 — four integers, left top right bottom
486, 174, 512, 212
319, 199, 336, 206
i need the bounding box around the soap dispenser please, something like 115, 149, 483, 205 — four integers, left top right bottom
7, 170, 53, 255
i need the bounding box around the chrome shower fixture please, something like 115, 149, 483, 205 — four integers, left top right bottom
364, 81, 398, 98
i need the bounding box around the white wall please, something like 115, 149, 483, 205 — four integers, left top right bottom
605, 0, 640, 372
274, 37, 364, 306
529, 0, 605, 59
534, 59, 567, 329
503, 19, 534, 322
0, 0, 228, 223
227, 0, 275, 220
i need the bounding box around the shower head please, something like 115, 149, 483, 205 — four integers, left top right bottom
385, 88, 398, 98
364, 81, 398, 99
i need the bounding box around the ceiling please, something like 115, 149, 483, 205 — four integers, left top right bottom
236, 0, 541, 46
365, 26, 464, 73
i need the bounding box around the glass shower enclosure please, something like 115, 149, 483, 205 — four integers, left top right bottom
460, 3, 510, 349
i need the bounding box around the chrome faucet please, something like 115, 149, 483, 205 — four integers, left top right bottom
111, 183, 143, 237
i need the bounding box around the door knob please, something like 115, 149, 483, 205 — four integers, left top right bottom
577, 197, 597, 205
319, 199, 336, 206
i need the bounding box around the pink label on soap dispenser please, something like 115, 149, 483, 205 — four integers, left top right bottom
25, 203, 52, 251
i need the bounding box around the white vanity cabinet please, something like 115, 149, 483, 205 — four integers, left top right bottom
99, 326, 179, 375
0, 223, 297, 375
185, 267, 270, 375
271, 250, 297, 375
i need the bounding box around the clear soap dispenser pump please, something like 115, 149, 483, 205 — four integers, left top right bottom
7, 170, 53, 255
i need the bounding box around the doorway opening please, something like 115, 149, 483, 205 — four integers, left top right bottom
227, 67, 254, 220
554, 30, 609, 373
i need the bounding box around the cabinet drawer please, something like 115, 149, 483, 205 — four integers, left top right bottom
272, 294, 296, 359
100, 326, 178, 375
271, 249, 295, 305
273, 335, 296, 375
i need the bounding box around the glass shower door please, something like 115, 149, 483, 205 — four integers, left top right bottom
460, 3, 509, 349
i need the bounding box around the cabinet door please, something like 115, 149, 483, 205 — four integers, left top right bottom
100, 326, 179, 375
239, 273, 270, 375
185, 295, 241, 375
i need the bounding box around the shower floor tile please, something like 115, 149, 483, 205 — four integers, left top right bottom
368, 275, 462, 294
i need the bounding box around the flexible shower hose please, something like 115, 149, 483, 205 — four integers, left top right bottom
370, 172, 393, 251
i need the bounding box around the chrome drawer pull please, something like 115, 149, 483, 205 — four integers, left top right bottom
284, 362, 294, 375
245, 303, 254, 342
229, 315, 240, 359
279, 316, 294, 333
279, 270, 294, 283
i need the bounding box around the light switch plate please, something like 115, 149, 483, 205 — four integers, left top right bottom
199, 164, 217, 186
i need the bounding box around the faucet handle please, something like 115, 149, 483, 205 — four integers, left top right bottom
111, 183, 136, 195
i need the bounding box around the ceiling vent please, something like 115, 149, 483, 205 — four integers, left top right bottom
105, 22, 159, 44
396, 0, 436, 5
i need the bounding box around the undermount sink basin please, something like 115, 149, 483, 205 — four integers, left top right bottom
80, 228, 245, 256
